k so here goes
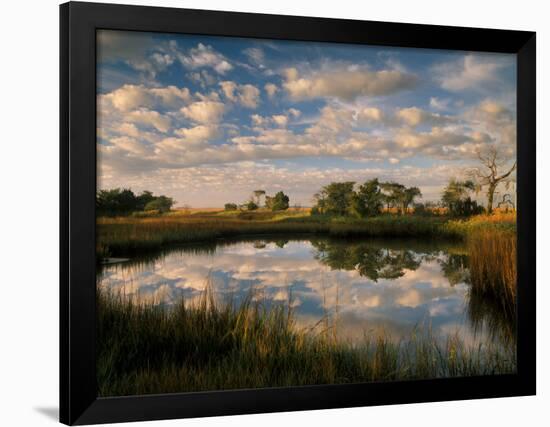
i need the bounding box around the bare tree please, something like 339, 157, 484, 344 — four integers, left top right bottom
469, 146, 516, 214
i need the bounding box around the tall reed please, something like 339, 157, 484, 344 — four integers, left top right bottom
97, 280, 516, 397
467, 228, 516, 316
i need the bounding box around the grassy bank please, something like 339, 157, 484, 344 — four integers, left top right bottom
438, 212, 517, 320
98, 210, 516, 257
98, 284, 516, 396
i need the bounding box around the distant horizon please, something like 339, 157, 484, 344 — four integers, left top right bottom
97, 184, 515, 210
97, 30, 517, 208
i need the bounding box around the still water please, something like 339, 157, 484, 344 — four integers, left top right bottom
98, 236, 513, 350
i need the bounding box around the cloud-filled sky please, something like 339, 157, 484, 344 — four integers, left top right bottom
97, 30, 517, 207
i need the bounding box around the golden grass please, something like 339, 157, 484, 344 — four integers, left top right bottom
98, 281, 516, 396
443, 212, 517, 315
468, 227, 517, 313
97, 213, 455, 257
463, 211, 516, 225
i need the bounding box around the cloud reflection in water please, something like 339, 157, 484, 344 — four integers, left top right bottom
98, 238, 506, 349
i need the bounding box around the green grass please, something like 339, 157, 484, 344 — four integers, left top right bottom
97, 281, 516, 396
96, 211, 478, 257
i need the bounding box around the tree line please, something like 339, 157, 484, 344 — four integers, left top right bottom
309, 177, 489, 218
225, 190, 290, 212
311, 179, 422, 217
96, 188, 175, 216
311, 145, 516, 217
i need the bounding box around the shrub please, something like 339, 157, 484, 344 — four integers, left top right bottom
246, 200, 258, 211
224, 203, 238, 211
144, 196, 175, 213
441, 179, 484, 217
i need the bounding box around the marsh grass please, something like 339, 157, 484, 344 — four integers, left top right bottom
97, 278, 516, 397
97, 211, 517, 257
97, 212, 517, 395
443, 212, 517, 318
467, 228, 517, 315
97, 213, 455, 257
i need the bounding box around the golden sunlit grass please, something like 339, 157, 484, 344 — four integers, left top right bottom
97, 211, 516, 258
454, 211, 516, 227
96, 210, 325, 256
468, 228, 517, 313
448, 212, 516, 306
97, 279, 516, 396
96, 211, 458, 257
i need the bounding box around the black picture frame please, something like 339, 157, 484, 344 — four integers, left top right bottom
60, 1, 536, 425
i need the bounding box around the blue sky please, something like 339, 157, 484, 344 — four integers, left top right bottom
97, 30, 517, 207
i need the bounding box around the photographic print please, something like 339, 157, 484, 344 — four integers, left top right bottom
96, 30, 517, 397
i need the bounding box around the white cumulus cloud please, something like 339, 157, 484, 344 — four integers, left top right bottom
177, 43, 233, 74
433, 54, 509, 92
181, 101, 226, 124
219, 81, 260, 108
264, 83, 278, 98
126, 109, 172, 133
282, 66, 417, 101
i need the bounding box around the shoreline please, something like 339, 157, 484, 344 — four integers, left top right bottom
96, 212, 516, 258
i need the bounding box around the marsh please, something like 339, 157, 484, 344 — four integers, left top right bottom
99, 236, 514, 353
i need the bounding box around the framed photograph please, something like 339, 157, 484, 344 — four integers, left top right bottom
60, 1, 536, 425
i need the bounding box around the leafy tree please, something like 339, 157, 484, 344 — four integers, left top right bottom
96, 189, 118, 216
380, 182, 405, 211
246, 200, 258, 211
96, 188, 138, 216
313, 182, 356, 216
352, 178, 384, 217
402, 186, 422, 213
224, 203, 238, 211
441, 179, 483, 217
311, 192, 326, 214
269, 191, 290, 211
116, 189, 138, 213
380, 182, 421, 214
136, 190, 155, 211
97, 188, 176, 216
144, 195, 175, 213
